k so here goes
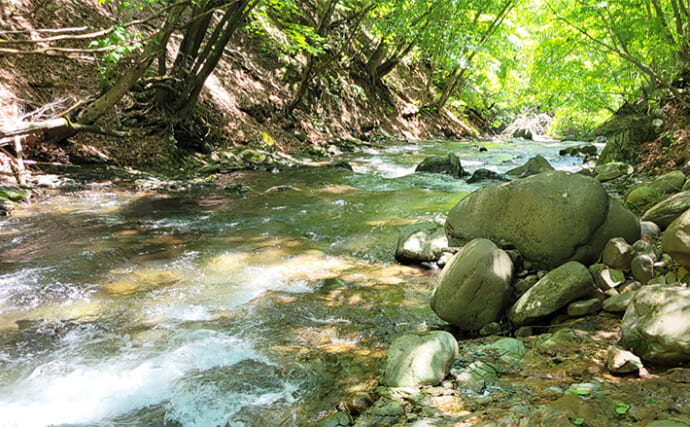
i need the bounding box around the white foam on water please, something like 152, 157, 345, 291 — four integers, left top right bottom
0, 329, 264, 427
164, 374, 299, 427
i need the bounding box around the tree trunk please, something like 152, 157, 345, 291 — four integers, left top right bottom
165, 0, 257, 116
77, 1, 187, 124
288, 0, 339, 110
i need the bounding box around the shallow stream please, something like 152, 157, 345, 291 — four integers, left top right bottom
0, 138, 591, 426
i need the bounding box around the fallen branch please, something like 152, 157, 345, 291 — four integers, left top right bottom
0, 46, 117, 55
0, 118, 131, 143
0, 26, 89, 35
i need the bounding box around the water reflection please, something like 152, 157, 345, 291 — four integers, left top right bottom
0, 139, 589, 425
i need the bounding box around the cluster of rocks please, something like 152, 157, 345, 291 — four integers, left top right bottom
413, 152, 558, 196
373, 168, 690, 426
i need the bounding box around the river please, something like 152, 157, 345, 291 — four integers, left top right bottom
0, 138, 592, 426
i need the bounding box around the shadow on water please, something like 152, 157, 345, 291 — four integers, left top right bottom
0, 139, 597, 425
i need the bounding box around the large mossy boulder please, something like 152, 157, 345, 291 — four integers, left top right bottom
626, 171, 686, 211
445, 171, 640, 268
505, 155, 554, 178
642, 191, 690, 229
415, 153, 467, 178
621, 285, 690, 365
430, 238, 513, 331
593, 162, 634, 182
383, 331, 459, 387
597, 116, 659, 165
661, 209, 690, 266
508, 261, 595, 326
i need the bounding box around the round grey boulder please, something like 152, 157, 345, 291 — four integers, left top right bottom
661, 209, 690, 267
383, 331, 458, 387
621, 285, 690, 365
601, 237, 634, 271
631, 254, 655, 284
508, 261, 595, 326
430, 238, 513, 331
445, 171, 638, 268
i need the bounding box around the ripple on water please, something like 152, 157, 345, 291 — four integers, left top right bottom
0, 329, 281, 427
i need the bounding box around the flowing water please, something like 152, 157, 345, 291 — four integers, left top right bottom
0, 139, 592, 426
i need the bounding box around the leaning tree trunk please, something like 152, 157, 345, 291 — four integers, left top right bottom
75, 1, 187, 126
163, 0, 257, 117
288, 0, 339, 111
0, 1, 187, 147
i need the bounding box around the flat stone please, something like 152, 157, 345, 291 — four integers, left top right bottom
567, 298, 602, 317
602, 292, 636, 313
589, 264, 625, 290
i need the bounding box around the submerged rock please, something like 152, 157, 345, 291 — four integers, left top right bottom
395, 220, 448, 264
451, 338, 527, 392
415, 153, 468, 178
508, 261, 595, 326
505, 155, 554, 178
430, 239, 513, 331
467, 168, 509, 184
559, 144, 598, 157
383, 331, 458, 387
621, 285, 690, 365
445, 171, 639, 268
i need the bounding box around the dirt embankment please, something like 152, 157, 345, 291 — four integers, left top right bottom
0, 0, 476, 180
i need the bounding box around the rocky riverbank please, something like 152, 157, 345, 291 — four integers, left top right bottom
339, 151, 690, 427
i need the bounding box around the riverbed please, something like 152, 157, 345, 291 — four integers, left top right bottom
0, 138, 593, 426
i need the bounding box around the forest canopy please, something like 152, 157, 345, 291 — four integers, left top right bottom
1, 0, 688, 144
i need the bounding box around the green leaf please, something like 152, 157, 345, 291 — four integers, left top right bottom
573, 418, 585, 425
615, 402, 631, 415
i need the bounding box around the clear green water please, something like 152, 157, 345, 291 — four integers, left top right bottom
0, 139, 590, 426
